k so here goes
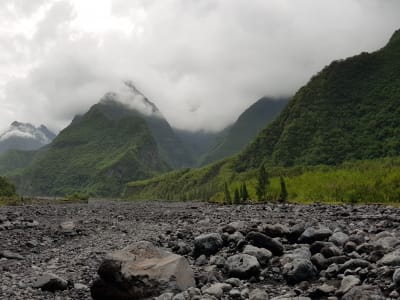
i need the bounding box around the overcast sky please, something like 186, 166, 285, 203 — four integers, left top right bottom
0, 0, 399, 133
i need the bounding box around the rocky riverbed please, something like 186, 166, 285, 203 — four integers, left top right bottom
1, 201, 400, 299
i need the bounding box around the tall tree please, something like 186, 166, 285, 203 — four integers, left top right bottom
233, 187, 240, 204
241, 182, 249, 201
223, 182, 232, 204
256, 164, 269, 201
279, 175, 288, 202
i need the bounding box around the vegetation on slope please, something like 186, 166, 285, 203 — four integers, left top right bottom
126, 157, 400, 204
0, 176, 16, 197
126, 29, 400, 204
201, 98, 288, 165
0, 150, 37, 175
237, 30, 400, 169
13, 100, 170, 197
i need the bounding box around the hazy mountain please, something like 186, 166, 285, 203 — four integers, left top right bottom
9, 82, 194, 196
0, 122, 55, 154
200, 97, 288, 165
174, 127, 231, 165
125, 28, 400, 200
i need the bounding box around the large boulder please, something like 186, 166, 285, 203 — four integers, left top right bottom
91, 241, 195, 300
225, 254, 260, 279
246, 231, 284, 256
193, 233, 224, 257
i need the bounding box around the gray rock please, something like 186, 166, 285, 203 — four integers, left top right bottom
33, 273, 68, 292
393, 268, 400, 286
225, 277, 241, 287
0, 250, 24, 260
298, 227, 332, 244
246, 231, 284, 256
329, 232, 349, 246
90, 241, 195, 300
374, 236, 400, 250
59, 220, 75, 233
283, 258, 317, 284
309, 283, 336, 298
243, 244, 272, 266
339, 259, 370, 272
378, 249, 400, 266
261, 224, 289, 238
156, 292, 174, 300
336, 275, 360, 296
195, 254, 208, 266
341, 285, 385, 300
229, 289, 242, 299
228, 231, 245, 244
203, 283, 231, 298
193, 233, 224, 257
249, 288, 269, 300
225, 254, 260, 279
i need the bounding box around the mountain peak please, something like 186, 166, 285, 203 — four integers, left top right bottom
0, 121, 56, 153
100, 81, 160, 117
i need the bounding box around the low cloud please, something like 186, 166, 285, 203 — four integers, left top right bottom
0, 0, 399, 133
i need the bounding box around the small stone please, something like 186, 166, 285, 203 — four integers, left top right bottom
341, 285, 384, 300
336, 275, 360, 296
73, 283, 89, 290
392, 268, 400, 286
33, 273, 68, 292
283, 259, 317, 285
225, 254, 260, 279
249, 288, 269, 300
225, 278, 241, 287
0, 250, 24, 260
195, 255, 208, 266
156, 292, 174, 300
246, 231, 284, 256
193, 233, 224, 257
243, 245, 272, 266
298, 227, 332, 244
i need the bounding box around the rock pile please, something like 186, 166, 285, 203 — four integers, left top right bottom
2, 201, 400, 299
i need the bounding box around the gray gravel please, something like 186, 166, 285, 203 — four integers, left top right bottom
1, 201, 400, 299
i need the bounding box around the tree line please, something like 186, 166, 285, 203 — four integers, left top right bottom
223, 164, 288, 204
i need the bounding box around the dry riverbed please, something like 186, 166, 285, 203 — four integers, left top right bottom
1, 201, 400, 299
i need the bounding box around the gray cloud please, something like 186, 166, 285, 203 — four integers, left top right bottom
0, 0, 399, 133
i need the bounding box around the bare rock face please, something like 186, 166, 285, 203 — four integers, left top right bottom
90, 241, 195, 300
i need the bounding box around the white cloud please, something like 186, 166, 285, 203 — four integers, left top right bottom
0, 0, 399, 133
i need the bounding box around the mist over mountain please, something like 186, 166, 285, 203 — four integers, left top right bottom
126, 28, 400, 201
200, 97, 289, 165
4, 82, 194, 196
0, 122, 55, 154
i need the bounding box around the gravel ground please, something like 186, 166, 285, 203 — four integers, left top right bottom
1, 201, 400, 299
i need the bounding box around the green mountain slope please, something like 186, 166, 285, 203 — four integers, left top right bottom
0, 150, 37, 175
125, 29, 400, 201
237, 29, 400, 169
201, 98, 288, 165
13, 99, 170, 197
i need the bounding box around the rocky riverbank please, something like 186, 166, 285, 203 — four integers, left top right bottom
1, 201, 400, 299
